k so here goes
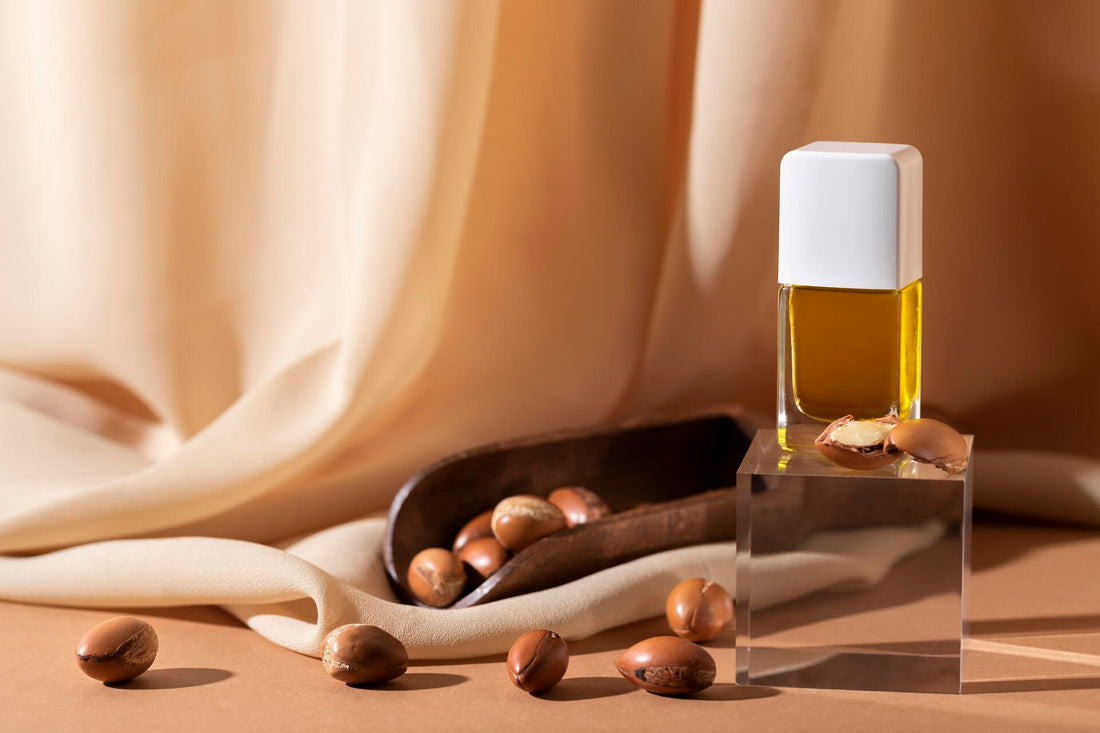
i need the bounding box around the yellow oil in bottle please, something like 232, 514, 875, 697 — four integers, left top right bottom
778, 279, 921, 447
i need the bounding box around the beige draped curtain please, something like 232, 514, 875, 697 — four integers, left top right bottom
1, 0, 1097, 657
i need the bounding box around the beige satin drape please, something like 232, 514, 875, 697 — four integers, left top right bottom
1, 1, 1098, 657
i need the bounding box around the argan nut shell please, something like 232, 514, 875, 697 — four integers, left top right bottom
75, 616, 158, 683
491, 495, 567, 551
456, 536, 511, 580
886, 418, 969, 474
407, 547, 467, 607
665, 578, 734, 642
452, 510, 494, 554
322, 624, 408, 685
615, 636, 716, 696
547, 486, 611, 528
507, 630, 569, 693
814, 414, 901, 470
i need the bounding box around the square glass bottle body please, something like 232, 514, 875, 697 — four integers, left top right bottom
778, 279, 922, 448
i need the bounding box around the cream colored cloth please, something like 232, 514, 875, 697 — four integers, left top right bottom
1, 1, 1099, 658
0, 517, 946, 659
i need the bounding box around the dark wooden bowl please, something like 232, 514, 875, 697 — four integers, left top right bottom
383, 412, 754, 608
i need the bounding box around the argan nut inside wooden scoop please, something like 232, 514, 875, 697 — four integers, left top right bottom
547, 487, 611, 528
456, 536, 511, 580
452, 510, 494, 554
814, 415, 901, 470
886, 418, 969, 474
407, 548, 466, 607
491, 495, 567, 551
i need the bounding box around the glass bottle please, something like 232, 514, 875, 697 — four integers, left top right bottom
776, 142, 923, 448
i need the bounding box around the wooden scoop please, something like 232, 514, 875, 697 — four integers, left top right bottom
383, 412, 752, 608
383, 412, 967, 607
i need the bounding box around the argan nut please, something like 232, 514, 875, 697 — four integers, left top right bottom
452, 510, 494, 553
456, 536, 511, 580
506, 630, 569, 693
547, 486, 611, 528
491, 495, 567, 551
407, 547, 466, 607
75, 617, 158, 683
615, 636, 716, 696
665, 578, 734, 642
814, 414, 901, 470
886, 418, 969, 474
322, 624, 408, 685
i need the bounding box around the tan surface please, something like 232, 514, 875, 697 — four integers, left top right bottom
3, 521, 1099, 732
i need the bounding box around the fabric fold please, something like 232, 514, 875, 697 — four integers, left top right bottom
1, 0, 1098, 660
0, 516, 944, 659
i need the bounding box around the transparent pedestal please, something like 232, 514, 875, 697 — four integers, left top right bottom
735, 429, 973, 693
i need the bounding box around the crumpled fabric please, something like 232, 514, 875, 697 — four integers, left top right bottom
1, 1, 1097, 658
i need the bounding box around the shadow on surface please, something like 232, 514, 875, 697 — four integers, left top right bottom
970, 614, 1100, 637
351, 673, 467, 691
106, 606, 244, 628
563, 617, 724, 656
539, 676, 633, 701
0, 601, 245, 629
691, 683, 781, 702
411, 654, 502, 667
965, 676, 1100, 694
969, 520, 1096, 573
108, 667, 233, 690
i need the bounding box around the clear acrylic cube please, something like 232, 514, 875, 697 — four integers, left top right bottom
736, 429, 973, 693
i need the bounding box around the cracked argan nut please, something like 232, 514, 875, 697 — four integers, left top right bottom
506, 630, 569, 693
456, 536, 511, 580
452, 510, 494, 554
547, 487, 611, 528
75, 617, 158, 683
665, 578, 734, 642
322, 624, 408, 685
814, 414, 901, 470
615, 636, 716, 696
407, 547, 467, 607
491, 495, 567, 551
886, 418, 969, 474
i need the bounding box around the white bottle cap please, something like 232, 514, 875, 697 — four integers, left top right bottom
778, 141, 922, 290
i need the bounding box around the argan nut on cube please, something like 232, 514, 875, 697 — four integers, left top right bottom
456, 536, 511, 580
814, 414, 901, 470
452, 510, 494, 554
75, 617, 158, 683
615, 636, 716, 696
491, 495, 567, 551
506, 630, 569, 693
665, 578, 734, 642
407, 548, 467, 607
547, 487, 611, 528
886, 418, 969, 474
322, 624, 408, 685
